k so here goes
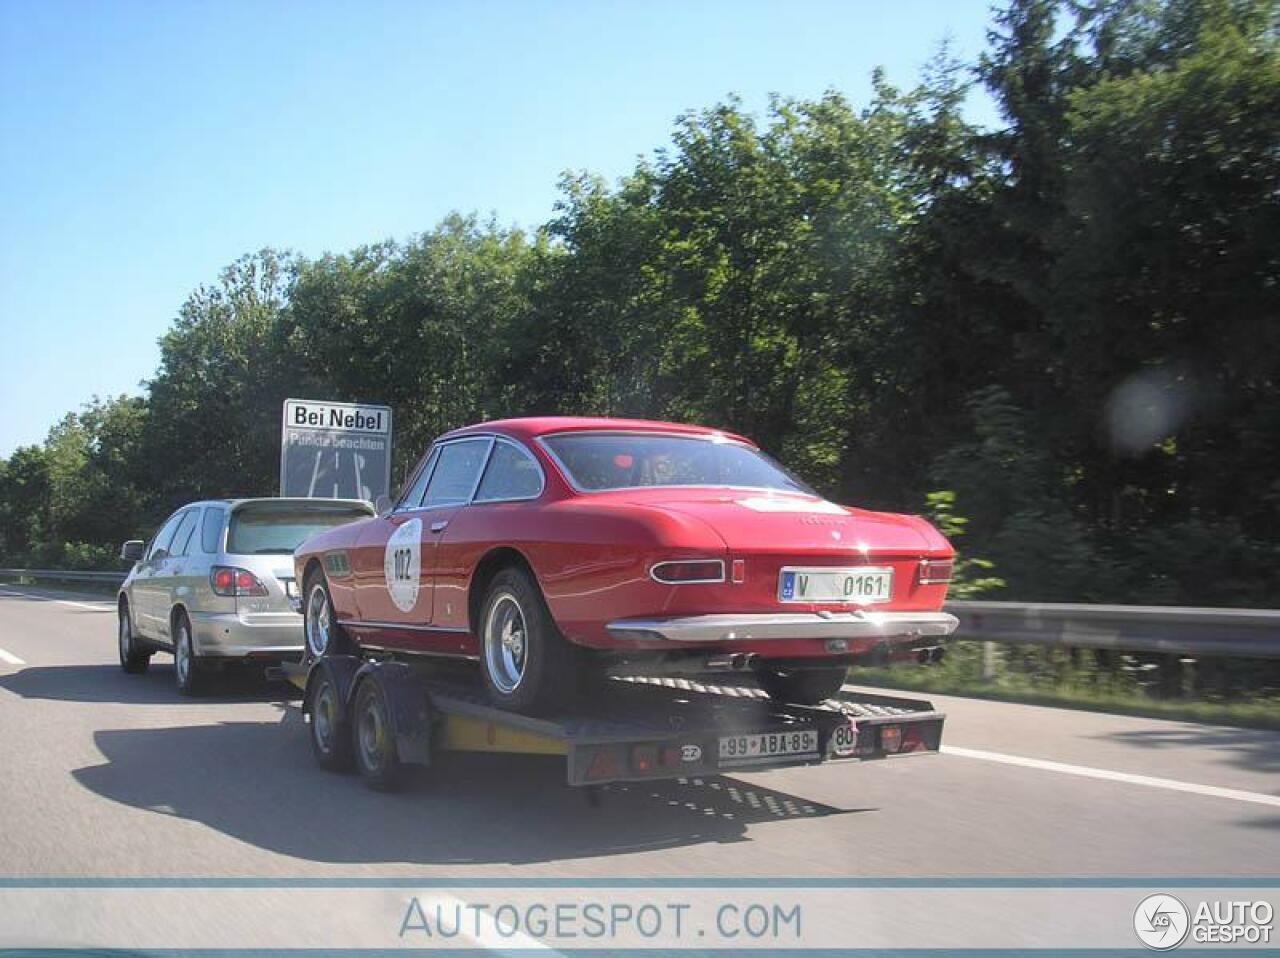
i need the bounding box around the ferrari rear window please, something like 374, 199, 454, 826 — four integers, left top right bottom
542, 433, 813, 494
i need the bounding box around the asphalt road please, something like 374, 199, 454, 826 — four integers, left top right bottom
0, 584, 1277, 879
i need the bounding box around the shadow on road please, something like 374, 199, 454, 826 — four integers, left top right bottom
1100, 726, 1280, 778
71, 710, 870, 866
0, 663, 299, 705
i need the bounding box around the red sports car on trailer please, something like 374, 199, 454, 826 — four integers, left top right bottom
294, 417, 958, 713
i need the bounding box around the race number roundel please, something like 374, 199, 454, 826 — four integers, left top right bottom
384, 519, 422, 613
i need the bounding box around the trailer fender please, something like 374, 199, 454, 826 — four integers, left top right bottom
350, 660, 436, 767
303, 655, 362, 721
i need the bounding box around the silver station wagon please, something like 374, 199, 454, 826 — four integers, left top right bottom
116, 497, 374, 694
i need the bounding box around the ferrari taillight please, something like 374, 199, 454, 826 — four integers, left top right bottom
210, 566, 269, 597
650, 559, 725, 584
918, 559, 954, 585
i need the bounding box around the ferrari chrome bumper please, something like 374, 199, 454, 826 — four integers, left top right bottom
606, 610, 959, 643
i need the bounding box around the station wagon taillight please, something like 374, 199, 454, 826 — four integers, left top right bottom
650, 559, 726, 584
917, 559, 954, 585
210, 566, 269, 597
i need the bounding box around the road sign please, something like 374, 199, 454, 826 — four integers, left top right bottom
280, 398, 393, 502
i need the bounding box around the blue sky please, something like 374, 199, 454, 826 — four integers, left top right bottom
0, 0, 999, 456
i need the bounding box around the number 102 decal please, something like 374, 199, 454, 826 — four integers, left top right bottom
384, 518, 422, 612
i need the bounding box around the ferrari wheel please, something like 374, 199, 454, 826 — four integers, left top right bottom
479, 566, 575, 714
757, 665, 847, 705
303, 572, 350, 664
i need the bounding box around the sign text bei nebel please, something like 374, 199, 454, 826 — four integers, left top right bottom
280, 398, 393, 502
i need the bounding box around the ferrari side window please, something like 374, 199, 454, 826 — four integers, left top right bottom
423, 439, 490, 506
395, 449, 438, 511
474, 440, 543, 502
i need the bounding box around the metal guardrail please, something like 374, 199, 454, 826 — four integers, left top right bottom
0, 568, 127, 587
947, 600, 1280, 660
0, 569, 1275, 659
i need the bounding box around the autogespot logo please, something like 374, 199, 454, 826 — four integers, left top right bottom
1134, 894, 1191, 950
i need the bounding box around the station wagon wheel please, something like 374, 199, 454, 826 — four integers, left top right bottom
117, 603, 151, 675
478, 566, 577, 714
173, 612, 204, 696
352, 679, 406, 790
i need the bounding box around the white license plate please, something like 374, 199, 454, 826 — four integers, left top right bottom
778, 567, 893, 603
284, 579, 299, 599
719, 729, 819, 765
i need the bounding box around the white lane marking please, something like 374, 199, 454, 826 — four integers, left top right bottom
943, 744, 1280, 808
0, 646, 25, 665
307, 449, 323, 496
0, 586, 112, 612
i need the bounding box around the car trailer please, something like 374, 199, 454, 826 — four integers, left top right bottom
273, 656, 947, 792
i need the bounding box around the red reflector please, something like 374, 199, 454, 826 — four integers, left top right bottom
613, 454, 634, 468
661, 746, 682, 767
631, 745, 657, 774
919, 559, 954, 584
900, 726, 924, 752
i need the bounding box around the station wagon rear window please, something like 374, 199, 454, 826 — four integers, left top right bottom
227, 504, 371, 555
543, 433, 813, 494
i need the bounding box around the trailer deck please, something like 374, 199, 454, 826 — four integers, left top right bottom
279, 657, 945, 789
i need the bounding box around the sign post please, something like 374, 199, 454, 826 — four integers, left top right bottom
280, 398, 393, 502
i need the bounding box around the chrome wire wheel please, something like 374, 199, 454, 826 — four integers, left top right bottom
306, 582, 331, 658
484, 592, 528, 694
174, 619, 191, 686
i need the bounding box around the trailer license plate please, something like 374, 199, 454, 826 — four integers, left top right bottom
719, 730, 819, 765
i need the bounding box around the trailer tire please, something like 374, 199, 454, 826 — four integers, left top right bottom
308, 669, 354, 773
352, 678, 408, 791
478, 566, 575, 714
757, 665, 847, 705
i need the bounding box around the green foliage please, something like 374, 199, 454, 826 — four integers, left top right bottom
923, 491, 1006, 599
0, 0, 1275, 608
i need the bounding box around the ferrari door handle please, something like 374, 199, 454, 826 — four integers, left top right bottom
430, 520, 448, 533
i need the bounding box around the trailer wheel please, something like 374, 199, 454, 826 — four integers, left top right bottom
757, 665, 847, 705
308, 669, 354, 772
479, 566, 575, 714
352, 678, 408, 791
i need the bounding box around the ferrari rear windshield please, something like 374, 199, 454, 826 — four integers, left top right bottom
543, 433, 814, 494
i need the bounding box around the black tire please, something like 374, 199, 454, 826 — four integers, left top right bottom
117, 603, 151, 674
478, 566, 577, 714
757, 665, 848, 705
351, 678, 407, 791
173, 611, 205, 696
302, 570, 352, 665
308, 669, 354, 772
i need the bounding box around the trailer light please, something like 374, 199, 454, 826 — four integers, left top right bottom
584, 747, 620, 782
899, 726, 924, 752
918, 559, 954, 585
631, 745, 658, 774
650, 560, 725, 584
211, 566, 269, 597
661, 746, 682, 767
880, 725, 902, 753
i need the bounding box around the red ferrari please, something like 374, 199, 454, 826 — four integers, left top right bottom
293, 417, 958, 712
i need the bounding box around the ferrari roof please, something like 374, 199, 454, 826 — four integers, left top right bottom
441, 416, 754, 446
